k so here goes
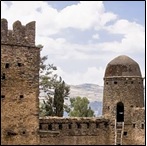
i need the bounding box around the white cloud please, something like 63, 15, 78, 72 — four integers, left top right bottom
2, 1, 117, 34
102, 19, 145, 53
92, 34, 99, 40
1, 1, 145, 85
55, 66, 105, 86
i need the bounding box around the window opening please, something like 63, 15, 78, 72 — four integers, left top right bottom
5, 63, 9, 68
116, 102, 124, 122
133, 124, 135, 128
59, 124, 62, 130
18, 63, 23, 67
39, 124, 42, 130
1, 95, 5, 99
77, 123, 81, 129
68, 124, 72, 129
141, 124, 144, 129
48, 124, 52, 130
96, 123, 99, 128
20, 95, 24, 98
86, 123, 90, 128
114, 81, 117, 84
124, 132, 127, 136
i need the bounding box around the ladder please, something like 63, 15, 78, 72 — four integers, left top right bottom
115, 120, 124, 145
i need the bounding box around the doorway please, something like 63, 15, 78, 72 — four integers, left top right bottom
116, 102, 124, 122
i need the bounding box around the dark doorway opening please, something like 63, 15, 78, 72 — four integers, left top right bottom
116, 102, 124, 122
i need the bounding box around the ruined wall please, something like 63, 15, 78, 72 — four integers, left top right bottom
39, 117, 112, 145
1, 19, 40, 145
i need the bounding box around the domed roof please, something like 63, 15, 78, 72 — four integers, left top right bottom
104, 55, 142, 77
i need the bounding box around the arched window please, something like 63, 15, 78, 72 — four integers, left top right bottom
116, 102, 124, 122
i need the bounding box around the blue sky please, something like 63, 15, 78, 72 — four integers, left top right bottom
1, 1, 145, 86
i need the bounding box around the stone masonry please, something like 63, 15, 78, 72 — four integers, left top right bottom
1, 19, 145, 145
1, 18, 40, 145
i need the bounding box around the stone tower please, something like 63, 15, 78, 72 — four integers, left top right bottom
102, 55, 144, 123
1, 19, 40, 145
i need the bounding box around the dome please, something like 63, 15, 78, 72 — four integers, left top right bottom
104, 55, 142, 77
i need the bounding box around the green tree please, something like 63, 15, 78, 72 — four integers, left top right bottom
67, 96, 95, 117
39, 55, 70, 117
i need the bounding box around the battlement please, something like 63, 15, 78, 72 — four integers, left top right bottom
1, 18, 35, 47
39, 117, 110, 136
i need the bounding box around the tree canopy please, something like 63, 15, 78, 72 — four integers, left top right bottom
66, 96, 95, 117
39, 55, 70, 117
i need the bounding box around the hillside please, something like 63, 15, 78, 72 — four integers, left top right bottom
39, 83, 104, 117
69, 83, 103, 102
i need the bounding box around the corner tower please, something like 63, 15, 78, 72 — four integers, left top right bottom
1, 19, 40, 145
102, 55, 144, 123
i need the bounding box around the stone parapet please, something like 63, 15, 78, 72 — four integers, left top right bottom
1, 18, 35, 47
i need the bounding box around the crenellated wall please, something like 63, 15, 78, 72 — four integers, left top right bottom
1, 19, 145, 145
39, 117, 112, 145
1, 18, 35, 47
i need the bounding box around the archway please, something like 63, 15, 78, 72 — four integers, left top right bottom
116, 102, 124, 122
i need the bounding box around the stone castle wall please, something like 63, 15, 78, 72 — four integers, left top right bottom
1, 19, 40, 145
39, 117, 112, 145
103, 76, 144, 123
1, 19, 145, 145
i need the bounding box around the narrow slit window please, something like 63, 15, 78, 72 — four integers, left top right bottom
131, 81, 134, 84
133, 124, 135, 128
68, 124, 72, 129
86, 123, 90, 128
77, 123, 81, 129
5, 63, 10, 68
48, 124, 52, 130
96, 123, 99, 128
141, 124, 144, 129
59, 124, 62, 130
104, 122, 108, 128
39, 124, 42, 130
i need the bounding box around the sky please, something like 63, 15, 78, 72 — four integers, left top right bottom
1, 1, 145, 86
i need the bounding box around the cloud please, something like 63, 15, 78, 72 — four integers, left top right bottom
1, 1, 145, 85
92, 34, 100, 40
2, 1, 117, 35
54, 66, 105, 86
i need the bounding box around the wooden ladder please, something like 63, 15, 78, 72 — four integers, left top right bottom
115, 120, 124, 145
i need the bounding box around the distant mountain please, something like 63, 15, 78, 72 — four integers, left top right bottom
67, 83, 103, 117
69, 83, 103, 102
89, 101, 102, 116
39, 83, 104, 117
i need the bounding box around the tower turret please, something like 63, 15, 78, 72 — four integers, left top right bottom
1, 19, 40, 145
102, 55, 144, 123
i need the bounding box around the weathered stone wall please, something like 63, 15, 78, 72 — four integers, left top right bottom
119, 108, 145, 145
39, 117, 112, 145
103, 76, 144, 123
1, 19, 145, 145
130, 108, 145, 145
1, 19, 40, 145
